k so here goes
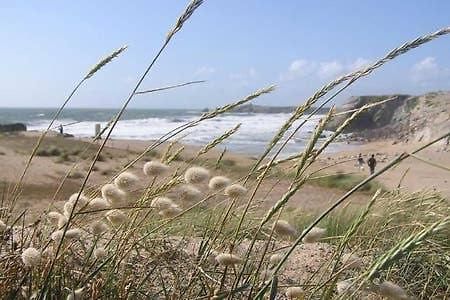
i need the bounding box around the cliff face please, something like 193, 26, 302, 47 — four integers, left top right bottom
327, 91, 450, 144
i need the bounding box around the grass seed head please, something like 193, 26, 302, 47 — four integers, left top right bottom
224, 183, 247, 198
0, 219, 5, 232
66, 228, 82, 240
215, 253, 242, 266
143, 161, 169, 177
91, 221, 109, 235
159, 204, 182, 218
84, 45, 127, 80
341, 253, 363, 269
208, 176, 231, 191
273, 220, 297, 238
94, 247, 107, 260
88, 197, 110, 210
106, 209, 128, 226
269, 252, 284, 267
114, 171, 139, 191
179, 184, 203, 202
63, 201, 76, 218
336, 279, 353, 295
21, 247, 41, 268
302, 227, 326, 243
151, 197, 175, 210
52, 228, 82, 242
58, 215, 68, 228
67, 287, 85, 300
68, 192, 89, 206
101, 184, 126, 207
47, 212, 64, 225
184, 166, 210, 184
51, 230, 64, 242
285, 286, 305, 299
378, 281, 409, 300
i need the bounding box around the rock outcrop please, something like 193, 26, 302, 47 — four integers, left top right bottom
0, 123, 27, 132
327, 91, 450, 145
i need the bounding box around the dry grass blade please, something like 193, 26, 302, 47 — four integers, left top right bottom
135, 80, 206, 95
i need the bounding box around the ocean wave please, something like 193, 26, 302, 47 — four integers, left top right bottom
25, 112, 341, 156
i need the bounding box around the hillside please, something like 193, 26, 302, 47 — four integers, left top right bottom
327, 91, 450, 145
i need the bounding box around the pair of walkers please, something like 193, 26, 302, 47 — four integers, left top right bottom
357, 153, 377, 175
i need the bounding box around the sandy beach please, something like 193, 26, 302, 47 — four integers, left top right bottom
1, 130, 448, 221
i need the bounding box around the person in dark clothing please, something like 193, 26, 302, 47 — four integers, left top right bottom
58, 124, 64, 135
367, 154, 376, 175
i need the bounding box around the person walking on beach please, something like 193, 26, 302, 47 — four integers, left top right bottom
357, 153, 365, 171
58, 124, 64, 135
367, 154, 377, 175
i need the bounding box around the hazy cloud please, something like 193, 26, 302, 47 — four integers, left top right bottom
317, 60, 344, 79
282, 57, 370, 81
194, 66, 216, 77
348, 57, 371, 71
229, 68, 258, 86
411, 57, 440, 83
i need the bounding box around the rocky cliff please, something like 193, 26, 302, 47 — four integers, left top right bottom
327, 91, 450, 145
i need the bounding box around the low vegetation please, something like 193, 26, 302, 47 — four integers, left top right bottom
0, 2, 448, 299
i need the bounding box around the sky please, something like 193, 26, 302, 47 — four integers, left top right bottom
0, 1, 449, 109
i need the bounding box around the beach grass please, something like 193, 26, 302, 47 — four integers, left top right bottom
0, 2, 449, 299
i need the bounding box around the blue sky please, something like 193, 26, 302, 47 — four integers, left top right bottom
0, 1, 449, 108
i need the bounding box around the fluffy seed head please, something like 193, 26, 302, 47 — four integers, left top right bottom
51, 230, 64, 242
94, 247, 107, 260
63, 202, 75, 218
91, 221, 109, 235
285, 287, 305, 299
341, 253, 363, 269
269, 253, 284, 267
88, 197, 110, 211
51, 228, 82, 242
143, 161, 169, 177
0, 219, 6, 232
273, 220, 297, 238
21, 247, 41, 267
67, 287, 85, 300
336, 280, 353, 295
224, 183, 247, 198
184, 166, 210, 184
57, 215, 68, 228
106, 209, 128, 226
151, 197, 175, 210
179, 185, 203, 202
208, 176, 231, 191
66, 228, 82, 240
68, 192, 89, 206
47, 211, 63, 225
215, 253, 242, 266
114, 172, 139, 191
303, 227, 326, 243
378, 281, 409, 300
159, 204, 183, 218
101, 184, 126, 206
48, 211, 67, 228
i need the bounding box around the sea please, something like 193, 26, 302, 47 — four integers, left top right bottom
0, 108, 350, 157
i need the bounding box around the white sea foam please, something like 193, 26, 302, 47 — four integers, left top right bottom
26, 112, 346, 157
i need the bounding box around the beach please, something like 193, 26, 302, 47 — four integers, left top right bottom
1, 130, 448, 221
